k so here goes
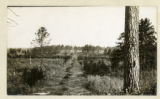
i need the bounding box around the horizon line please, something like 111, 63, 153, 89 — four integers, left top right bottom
7, 44, 117, 49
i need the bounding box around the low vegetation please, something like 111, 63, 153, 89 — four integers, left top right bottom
87, 75, 123, 95
7, 58, 67, 95
85, 70, 156, 95
139, 69, 157, 95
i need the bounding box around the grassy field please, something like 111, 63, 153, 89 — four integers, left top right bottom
7, 58, 67, 95
7, 56, 157, 95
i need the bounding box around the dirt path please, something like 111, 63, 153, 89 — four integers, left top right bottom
59, 54, 92, 95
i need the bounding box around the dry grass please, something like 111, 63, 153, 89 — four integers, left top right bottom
139, 69, 157, 95
86, 69, 157, 95
87, 75, 123, 95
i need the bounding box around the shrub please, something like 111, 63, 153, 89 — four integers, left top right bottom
22, 66, 44, 87
83, 60, 111, 75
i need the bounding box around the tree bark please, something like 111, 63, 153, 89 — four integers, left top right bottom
124, 6, 140, 94
40, 45, 43, 66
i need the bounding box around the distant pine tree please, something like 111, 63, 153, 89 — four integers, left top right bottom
139, 18, 157, 70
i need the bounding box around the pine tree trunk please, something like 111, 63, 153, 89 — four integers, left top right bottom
123, 6, 140, 94
40, 45, 43, 66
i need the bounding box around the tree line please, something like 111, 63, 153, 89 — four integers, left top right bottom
7, 45, 115, 58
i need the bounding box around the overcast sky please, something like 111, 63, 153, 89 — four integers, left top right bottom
8, 7, 157, 48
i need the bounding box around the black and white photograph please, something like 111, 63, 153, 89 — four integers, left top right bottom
7, 6, 157, 95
